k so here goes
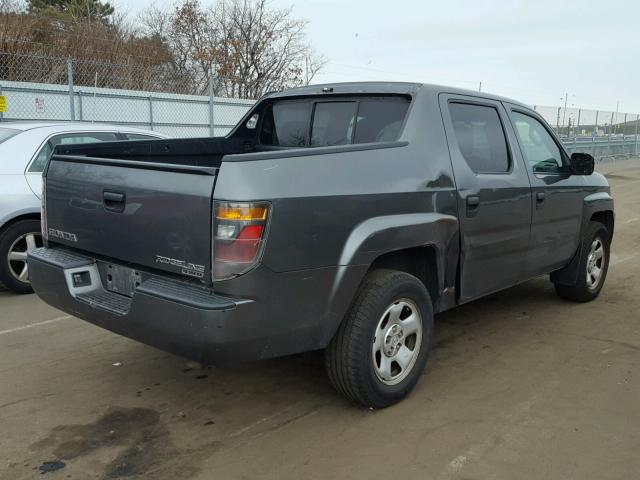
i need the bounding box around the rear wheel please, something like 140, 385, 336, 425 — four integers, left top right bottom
0, 219, 43, 294
554, 221, 610, 302
325, 269, 433, 408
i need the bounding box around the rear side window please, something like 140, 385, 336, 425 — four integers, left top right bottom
0, 127, 19, 144
259, 96, 410, 147
123, 133, 159, 140
448, 103, 510, 173
29, 132, 119, 173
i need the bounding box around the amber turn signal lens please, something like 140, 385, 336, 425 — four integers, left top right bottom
216, 205, 268, 221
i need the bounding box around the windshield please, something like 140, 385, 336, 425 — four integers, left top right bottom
0, 127, 19, 144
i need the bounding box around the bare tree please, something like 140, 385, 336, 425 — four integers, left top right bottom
0, 2, 175, 91
1, 0, 326, 97
140, 0, 326, 99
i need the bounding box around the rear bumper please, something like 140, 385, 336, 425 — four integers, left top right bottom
28, 247, 279, 364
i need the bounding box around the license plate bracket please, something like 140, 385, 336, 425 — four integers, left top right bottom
106, 264, 141, 297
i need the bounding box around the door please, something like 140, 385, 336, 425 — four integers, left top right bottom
506, 106, 589, 275
440, 94, 532, 302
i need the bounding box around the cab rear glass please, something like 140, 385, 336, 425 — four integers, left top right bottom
258, 95, 410, 147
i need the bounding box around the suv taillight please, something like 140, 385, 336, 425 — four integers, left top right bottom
213, 201, 270, 280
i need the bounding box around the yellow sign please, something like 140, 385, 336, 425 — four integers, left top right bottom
0, 95, 6, 112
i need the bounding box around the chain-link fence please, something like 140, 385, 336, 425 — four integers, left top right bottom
1, 52, 639, 161
533, 105, 639, 161
0, 53, 255, 137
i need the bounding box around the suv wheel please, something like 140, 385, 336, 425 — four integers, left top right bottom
0, 219, 43, 294
325, 269, 433, 408
554, 221, 610, 302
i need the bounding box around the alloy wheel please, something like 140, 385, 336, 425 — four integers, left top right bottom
7, 232, 42, 284
372, 298, 423, 386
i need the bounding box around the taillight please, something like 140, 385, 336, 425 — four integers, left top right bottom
213, 201, 270, 280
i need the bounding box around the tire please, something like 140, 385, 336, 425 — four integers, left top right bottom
554, 221, 610, 302
325, 269, 434, 408
0, 219, 43, 294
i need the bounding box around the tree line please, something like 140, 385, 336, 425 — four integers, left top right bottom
0, 0, 326, 98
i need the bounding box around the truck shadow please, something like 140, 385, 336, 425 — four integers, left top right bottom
112, 275, 564, 405
22, 275, 577, 479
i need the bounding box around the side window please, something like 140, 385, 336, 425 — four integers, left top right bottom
448, 102, 510, 173
56, 132, 119, 145
310, 102, 357, 146
28, 132, 119, 173
511, 112, 565, 173
123, 133, 158, 140
29, 142, 53, 173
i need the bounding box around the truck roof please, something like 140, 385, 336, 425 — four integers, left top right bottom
264, 81, 531, 110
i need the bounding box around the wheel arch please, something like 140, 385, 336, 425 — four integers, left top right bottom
320, 212, 459, 345
590, 210, 614, 241
551, 192, 614, 286
0, 210, 41, 234
368, 245, 441, 309
581, 192, 614, 239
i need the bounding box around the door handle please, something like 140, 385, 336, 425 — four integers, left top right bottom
536, 191, 546, 208
103, 190, 126, 212
466, 195, 480, 217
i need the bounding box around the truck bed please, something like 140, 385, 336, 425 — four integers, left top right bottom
51, 136, 249, 168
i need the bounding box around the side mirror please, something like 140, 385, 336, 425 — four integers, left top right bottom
569, 152, 595, 175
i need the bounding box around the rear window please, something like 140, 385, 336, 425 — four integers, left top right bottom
0, 127, 19, 144
258, 96, 410, 147
260, 100, 311, 147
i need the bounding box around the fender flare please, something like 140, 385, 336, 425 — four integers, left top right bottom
551, 191, 614, 286
320, 212, 459, 343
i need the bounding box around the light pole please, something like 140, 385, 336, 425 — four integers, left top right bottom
560, 93, 575, 136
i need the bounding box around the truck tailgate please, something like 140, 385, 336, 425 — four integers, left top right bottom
45, 156, 216, 282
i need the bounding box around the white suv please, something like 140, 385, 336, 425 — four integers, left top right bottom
0, 122, 167, 293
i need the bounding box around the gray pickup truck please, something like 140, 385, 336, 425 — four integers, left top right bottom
28, 82, 614, 408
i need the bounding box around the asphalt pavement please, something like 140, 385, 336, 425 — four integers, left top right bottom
1, 161, 639, 480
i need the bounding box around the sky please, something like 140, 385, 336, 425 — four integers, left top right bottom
118, 0, 640, 114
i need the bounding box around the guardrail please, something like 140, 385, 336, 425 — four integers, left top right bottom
561, 135, 639, 161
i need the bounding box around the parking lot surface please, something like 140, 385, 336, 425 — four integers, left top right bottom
2, 163, 640, 480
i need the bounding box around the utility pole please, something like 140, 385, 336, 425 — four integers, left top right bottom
561, 92, 568, 131
478, 81, 482, 92
614, 100, 619, 135
635, 114, 639, 155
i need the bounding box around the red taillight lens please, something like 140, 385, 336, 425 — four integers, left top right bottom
216, 225, 264, 263
213, 201, 270, 280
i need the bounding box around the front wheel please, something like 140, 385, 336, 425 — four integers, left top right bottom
325, 269, 434, 408
554, 221, 610, 302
